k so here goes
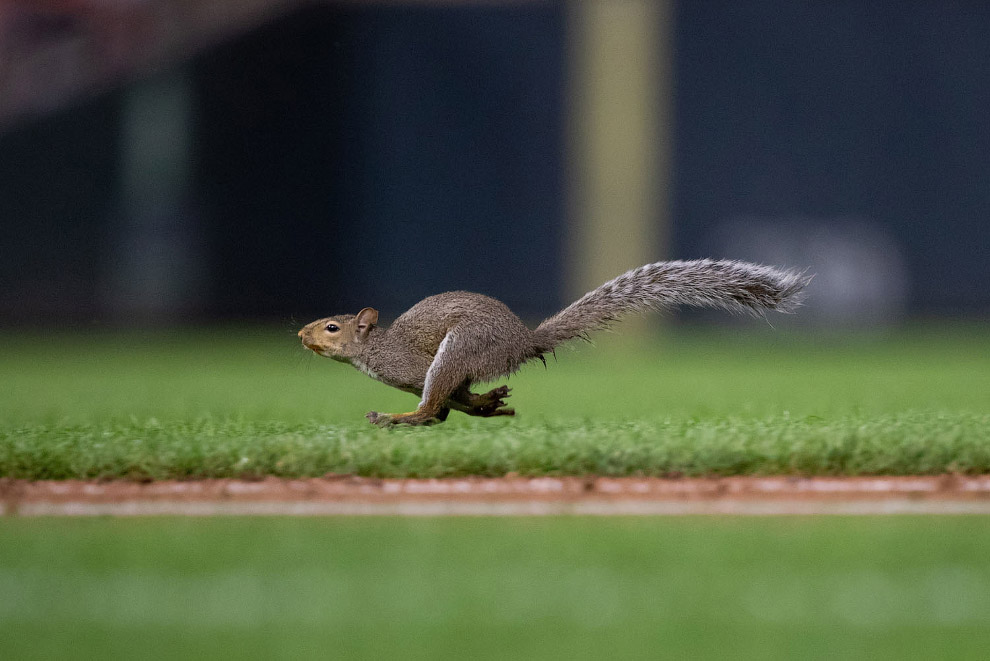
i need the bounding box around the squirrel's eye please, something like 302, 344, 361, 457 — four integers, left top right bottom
325, 324, 340, 333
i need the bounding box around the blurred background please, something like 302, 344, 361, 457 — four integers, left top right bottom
3, 0, 989, 330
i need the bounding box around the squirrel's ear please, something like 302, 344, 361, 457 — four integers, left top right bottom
355, 307, 378, 340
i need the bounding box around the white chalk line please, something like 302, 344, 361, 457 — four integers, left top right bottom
10, 499, 990, 517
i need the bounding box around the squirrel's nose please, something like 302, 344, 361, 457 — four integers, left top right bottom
297, 329, 304, 338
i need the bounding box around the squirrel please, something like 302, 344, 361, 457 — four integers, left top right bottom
298, 259, 811, 427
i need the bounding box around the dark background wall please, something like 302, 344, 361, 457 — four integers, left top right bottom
0, 94, 121, 323
2, 0, 988, 326
194, 4, 566, 322
673, 1, 990, 317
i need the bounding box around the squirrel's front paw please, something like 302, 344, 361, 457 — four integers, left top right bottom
366, 410, 441, 427
366, 411, 394, 427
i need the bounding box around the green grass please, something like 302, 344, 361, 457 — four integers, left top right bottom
1, 324, 988, 479
2, 328, 989, 660
1, 517, 989, 660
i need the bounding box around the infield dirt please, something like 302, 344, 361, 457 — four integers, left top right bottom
4, 475, 990, 516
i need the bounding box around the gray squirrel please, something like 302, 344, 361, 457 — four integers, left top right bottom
298, 259, 811, 426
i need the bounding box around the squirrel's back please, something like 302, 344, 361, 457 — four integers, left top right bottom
386, 291, 539, 382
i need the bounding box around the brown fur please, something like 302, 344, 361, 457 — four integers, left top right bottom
298, 259, 811, 427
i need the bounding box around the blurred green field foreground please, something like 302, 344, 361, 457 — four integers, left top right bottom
3, 517, 990, 659
1, 324, 988, 480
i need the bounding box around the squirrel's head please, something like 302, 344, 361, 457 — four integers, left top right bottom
298, 307, 378, 362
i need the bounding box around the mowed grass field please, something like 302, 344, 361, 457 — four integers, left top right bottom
2, 325, 990, 659
2, 517, 990, 659
0, 324, 988, 478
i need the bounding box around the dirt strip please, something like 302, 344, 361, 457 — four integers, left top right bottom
3, 475, 990, 516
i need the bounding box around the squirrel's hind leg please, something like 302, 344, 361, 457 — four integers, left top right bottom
366, 331, 466, 427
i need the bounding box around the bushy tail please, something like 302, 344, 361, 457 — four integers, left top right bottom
533, 259, 812, 351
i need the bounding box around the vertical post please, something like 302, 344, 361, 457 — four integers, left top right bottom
566, 0, 672, 311
106, 68, 203, 323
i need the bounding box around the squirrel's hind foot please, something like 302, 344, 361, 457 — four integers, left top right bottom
465, 385, 513, 417
482, 407, 515, 417
484, 385, 511, 400
472, 401, 514, 417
